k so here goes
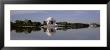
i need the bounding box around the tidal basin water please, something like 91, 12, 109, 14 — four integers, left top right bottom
11, 27, 100, 40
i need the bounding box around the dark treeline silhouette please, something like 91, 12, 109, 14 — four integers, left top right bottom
56, 22, 89, 28
11, 20, 100, 28
11, 19, 41, 27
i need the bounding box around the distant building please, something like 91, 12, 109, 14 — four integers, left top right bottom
89, 23, 100, 28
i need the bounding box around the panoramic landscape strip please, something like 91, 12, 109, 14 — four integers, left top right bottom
11, 17, 100, 33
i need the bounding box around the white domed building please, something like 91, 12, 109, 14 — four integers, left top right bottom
45, 17, 57, 27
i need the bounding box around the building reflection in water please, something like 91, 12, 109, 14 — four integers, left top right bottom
42, 27, 57, 36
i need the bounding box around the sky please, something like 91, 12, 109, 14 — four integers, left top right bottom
10, 10, 100, 24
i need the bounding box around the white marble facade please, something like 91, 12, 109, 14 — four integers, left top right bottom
46, 17, 57, 27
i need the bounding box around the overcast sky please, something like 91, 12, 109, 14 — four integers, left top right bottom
10, 10, 100, 24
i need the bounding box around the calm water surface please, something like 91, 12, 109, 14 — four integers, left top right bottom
11, 27, 100, 40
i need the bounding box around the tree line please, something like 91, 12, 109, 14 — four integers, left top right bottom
11, 20, 41, 27
11, 19, 100, 28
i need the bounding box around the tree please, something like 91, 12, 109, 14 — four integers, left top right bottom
15, 20, 24, 26
43, 21, 47, 25
33, 22, 41, 26
27, 20, 32, 26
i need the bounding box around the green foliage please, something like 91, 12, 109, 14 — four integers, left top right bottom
11, 20, 41, 27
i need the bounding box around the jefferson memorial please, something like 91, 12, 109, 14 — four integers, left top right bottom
44, 17, 57, 27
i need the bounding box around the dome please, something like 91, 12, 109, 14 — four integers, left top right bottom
46, 17, 55, 21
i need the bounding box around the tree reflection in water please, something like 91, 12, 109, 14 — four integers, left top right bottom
11, 25, 99, 36
11, 27, 41, 34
